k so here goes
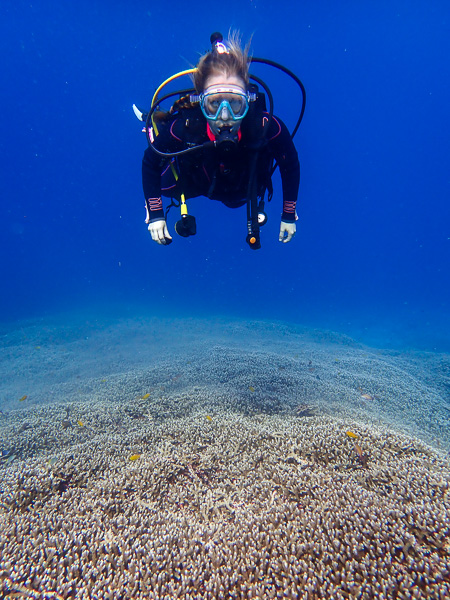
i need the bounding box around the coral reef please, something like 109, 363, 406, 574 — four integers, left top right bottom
1, 403, 449, 599
1, 318, 449, 598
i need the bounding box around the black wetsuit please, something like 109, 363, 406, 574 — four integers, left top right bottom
142, 104, 300, 224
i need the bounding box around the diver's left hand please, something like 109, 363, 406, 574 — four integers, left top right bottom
279, 221, 296, 243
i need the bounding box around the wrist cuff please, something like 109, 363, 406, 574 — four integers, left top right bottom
145, 197, 164, 223
281, 212, 296, 223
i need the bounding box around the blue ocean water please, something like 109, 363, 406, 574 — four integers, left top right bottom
1, 0, 449, 351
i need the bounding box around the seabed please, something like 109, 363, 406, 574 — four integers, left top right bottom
1, 316, 449, 599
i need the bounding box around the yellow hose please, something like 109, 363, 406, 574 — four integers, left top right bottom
151, 68, 197, 135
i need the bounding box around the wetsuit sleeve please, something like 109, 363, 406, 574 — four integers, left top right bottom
141, 119, 181, 223
142, 146, 165, 222
266, 115, 300, 223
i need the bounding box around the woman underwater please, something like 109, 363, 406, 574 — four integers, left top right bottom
140, 31, 302, 250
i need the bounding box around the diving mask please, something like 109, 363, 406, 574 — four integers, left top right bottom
200, 84, 250, 122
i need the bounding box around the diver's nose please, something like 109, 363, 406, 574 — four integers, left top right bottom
220, 105, 231, 120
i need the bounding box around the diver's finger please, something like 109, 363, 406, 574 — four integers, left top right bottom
163, 224, 172, 241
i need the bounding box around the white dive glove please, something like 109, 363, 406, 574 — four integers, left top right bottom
279, 220, 296, 243
148, 219, 172, 245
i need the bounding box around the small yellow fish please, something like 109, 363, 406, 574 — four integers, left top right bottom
206, 415, 213, 422
141, 393, 150, 399
35, 346, 41, 350
77, 420, 84, 427
48, 457, 58, 466
129, 454, 141, 461
19, 395, 27, 402
249, 386, 255, 392
361, 393, 374, 401
346, 431, 359, 439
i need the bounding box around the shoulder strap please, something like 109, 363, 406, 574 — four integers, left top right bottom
176, 104, 207, 146
240, 85, 267, 149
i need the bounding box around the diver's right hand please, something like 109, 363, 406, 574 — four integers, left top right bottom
148, 219, 173, 245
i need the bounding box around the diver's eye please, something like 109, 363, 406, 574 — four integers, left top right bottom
230, 98, 243, 112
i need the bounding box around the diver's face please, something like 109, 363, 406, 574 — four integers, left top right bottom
203, 73, 246, 129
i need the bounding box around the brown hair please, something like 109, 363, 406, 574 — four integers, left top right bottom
193, 30, 251, 92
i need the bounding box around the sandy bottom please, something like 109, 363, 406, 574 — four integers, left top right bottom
0, 315, 449, 598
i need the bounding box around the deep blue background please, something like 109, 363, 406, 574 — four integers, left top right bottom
1, 1, 449, 349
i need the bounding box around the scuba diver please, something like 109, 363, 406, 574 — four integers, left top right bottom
135, 31, 305, 250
